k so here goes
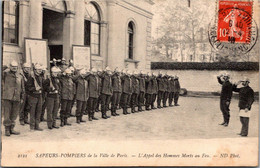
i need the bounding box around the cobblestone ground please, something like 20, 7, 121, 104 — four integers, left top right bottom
2, 97, 258, 141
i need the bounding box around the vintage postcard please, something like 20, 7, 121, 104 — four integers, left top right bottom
1, 0, 259, 166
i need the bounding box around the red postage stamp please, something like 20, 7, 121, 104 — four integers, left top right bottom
217, 0, 253, 43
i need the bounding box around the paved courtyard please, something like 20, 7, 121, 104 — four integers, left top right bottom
2, 97, 258, 141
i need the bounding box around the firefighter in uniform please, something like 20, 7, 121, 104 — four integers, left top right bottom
74, 68, 89, 124
173, 75, 181, 106
151, 72, 158, 109
19, 62, 31, 125
233, 78, 255, 137
27, 63, 44, 131
43, 66, 61, 129
100, 67, 113, 119
217, 73, 233, 127
168, 76, 174, 107
69, 63, 77, 117
138, 70, 146, 112
59, 68, 74, 126
86, 68, 99, 121
111, 67, 121, 116
157, 71, 165, 108
145, 72, 153, 111
95, 68, 102, 112
131, 71, 140, 113
162, 72, 170, 107
121, 70, 132, 115
2, 61, 24, 136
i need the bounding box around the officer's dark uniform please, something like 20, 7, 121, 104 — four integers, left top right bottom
41, 71, 47, 121
74, 75, 89, 123
173, 77, 181, 106
121, 74, 132, 114
233, 84, 254, 136
86, 74, 99, 121
59, 74, 74, 126
217, 76, 233, 126
20, 70, 30, 125
162, 75, 170, 107
157, 74, 165, 108
100, 72, 113, 119
130, 75, 140, 113
168, 77, 174, 106
70, 68, 77, 117
27, 72, 44, 130
2, 69, 24, 135
151, 75, 158, 109
111, 72, 121, 116
145, 76, 153, 110
95, 74, 102, 112
138, 74, 146, 111
43, 75, 61, 129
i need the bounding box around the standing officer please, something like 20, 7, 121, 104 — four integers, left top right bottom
173, 75, 181, 106
157, 71, 165, 108
217, 73, 233, 127
43, 66, 61, 129
119, 69, 126, 110
162, 72, 170, 107
121, 70, 132, 115
2, 61, 24, 136
111, 67, 121, 116
95, 68, 102, 112
151, 72, 158, 109
59, 68, 74, 126
145, 72, 153, 111
86, 68, 99, 121
69, 66, 77, 117
131, 71, 140, 113
74, 68, 89, 124
27, 63, 44, 131
40, 66, 48, 122
100, 67, 113, 119
138, 70, 146, 112
233, 78, 255, 137
19, 62, 31, 125
168, 76, 174, 107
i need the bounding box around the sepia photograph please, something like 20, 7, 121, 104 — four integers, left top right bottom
1, 0, 259, 166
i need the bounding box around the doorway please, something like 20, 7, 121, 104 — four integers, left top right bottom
42, 8, 64, 63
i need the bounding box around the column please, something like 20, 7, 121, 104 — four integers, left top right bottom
73, 0, 84, 45
106, 1, 116, 69
29, 0, 42, 38
63, 11, 75, 61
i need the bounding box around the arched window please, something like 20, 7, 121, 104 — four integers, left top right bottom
43, 0, 67, 12
3, 0, 19, 44
84, 2, 101, 55
128, 21, 135, 59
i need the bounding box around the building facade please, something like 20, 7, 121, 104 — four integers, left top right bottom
2, 0, 153, 71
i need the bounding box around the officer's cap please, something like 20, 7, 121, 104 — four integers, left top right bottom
51, 67, 60, 73
23, 62, 31, 68
64, 68, 72, 74
10, 61, 18, 67
69, 66, 75, 72
91, 68, 97, 73
105, 66, 111, 72
242, 77, 250, 83
79, 68, 86, 75
34, 64, 42, 70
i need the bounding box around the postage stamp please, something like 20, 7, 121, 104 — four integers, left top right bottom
217, 1, 253, 43
208, 0, 258, 55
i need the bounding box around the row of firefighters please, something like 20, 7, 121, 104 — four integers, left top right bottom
2, 59, 181, 136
